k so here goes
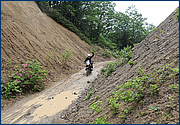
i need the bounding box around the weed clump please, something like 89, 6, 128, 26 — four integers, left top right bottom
1, 59, 50, 98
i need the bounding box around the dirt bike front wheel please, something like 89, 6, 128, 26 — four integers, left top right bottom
86, 68, 91, 76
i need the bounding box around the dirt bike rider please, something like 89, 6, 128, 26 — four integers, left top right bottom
84, 52, 94, 70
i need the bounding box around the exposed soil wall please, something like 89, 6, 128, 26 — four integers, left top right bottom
1, 1, 107, 89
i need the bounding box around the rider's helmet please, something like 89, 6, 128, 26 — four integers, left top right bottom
88, 54, 91, 57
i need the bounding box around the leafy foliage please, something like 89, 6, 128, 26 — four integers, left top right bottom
101, 45, 132, 77
36, 1, 155, 51
84, 87, 93, 101
119, 45, 132, 60
174, 8, 179, 20
90, 101, 104, 113
59, 49, 72, 68
168, 84, 179, 91
101, 68, 107, 73
104, 62, 116, 77
149, 84, 159, 94
149, 106, 159, 111
128, 59, 134, 66
1, 59, 49, 98
88, 114, 109, 124
109, 96, 120, 114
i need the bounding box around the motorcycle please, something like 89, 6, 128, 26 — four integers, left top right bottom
85, 60, 93, 76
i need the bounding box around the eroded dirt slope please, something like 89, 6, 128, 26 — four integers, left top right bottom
1, 1, 106, 82
1, 1, 106, 108
49, 7, 179, 124
1, 1, 91, 79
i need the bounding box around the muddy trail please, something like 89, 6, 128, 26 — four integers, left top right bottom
1, 61, 110, 124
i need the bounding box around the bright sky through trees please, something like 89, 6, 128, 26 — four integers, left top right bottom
114, 1, 179, 26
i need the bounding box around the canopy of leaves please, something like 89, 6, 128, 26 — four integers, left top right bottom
37, 1, 155, 51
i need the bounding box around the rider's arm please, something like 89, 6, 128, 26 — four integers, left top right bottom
91, 52, 94, 58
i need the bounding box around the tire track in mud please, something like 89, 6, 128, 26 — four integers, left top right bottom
1, 61, 110, 124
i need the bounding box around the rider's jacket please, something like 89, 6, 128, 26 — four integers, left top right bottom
84, 53, 94, 64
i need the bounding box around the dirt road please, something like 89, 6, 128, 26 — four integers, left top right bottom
1, 61, 110, 124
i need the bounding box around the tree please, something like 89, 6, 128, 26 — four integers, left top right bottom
125, 5, 153, 45
39, 2, 155, 51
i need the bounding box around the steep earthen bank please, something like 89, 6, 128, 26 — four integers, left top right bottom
1, 1, 105, 84
1, 1, 106, 109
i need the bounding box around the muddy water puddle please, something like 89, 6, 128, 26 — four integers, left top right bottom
13, 90, 79, 124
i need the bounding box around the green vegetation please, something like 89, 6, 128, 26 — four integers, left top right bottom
105, 60, 178, 120
60, 49, 72, 68
117, 57, 125, 66
174, 8, 179, 20
84, 87, 93, 101
141, 111, 146, 116
90, 101, 104, 113
168, 84, 179, 91
149, 84, 159, 95
102, 49, 113, 58
162, 111, 170, 119
121, 107, 131, 114
109, 97, 120, 114
170, 67, 179, 77
37, 1, 155, 52
136, 114, 139, 118
160, 30, 165, 33
152, 27, 157, 31
149, 106, 159, 111
119, 45, 132, 60
88, 114, 109, 124
45, 49, 71, 68
101, 68, 107, 73
101, 45, 132, 77
36, 1, 91, 44
1, 59, 50, 98
104, 62, 116, 77
128, 59, 134, 66
167, 96, 174, 108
